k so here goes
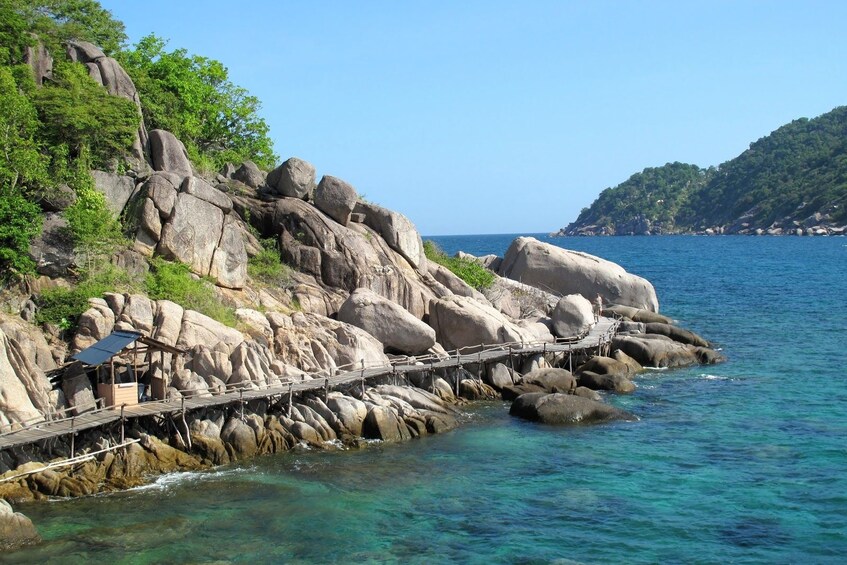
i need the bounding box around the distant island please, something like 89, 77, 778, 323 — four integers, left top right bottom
555, 106, 847, 236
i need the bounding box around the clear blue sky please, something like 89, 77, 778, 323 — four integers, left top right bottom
100, 0, 847, 235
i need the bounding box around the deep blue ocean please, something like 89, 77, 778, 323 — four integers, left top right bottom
6, 235, 847, 564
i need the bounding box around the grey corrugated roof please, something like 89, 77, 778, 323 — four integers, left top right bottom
71, 330, 142, 366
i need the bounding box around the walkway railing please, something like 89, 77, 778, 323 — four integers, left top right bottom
0, 317, 618, 452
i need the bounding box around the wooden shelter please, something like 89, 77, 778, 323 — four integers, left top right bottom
71, 330, 184, 408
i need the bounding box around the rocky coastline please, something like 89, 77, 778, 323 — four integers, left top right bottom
1, 40, 725, 551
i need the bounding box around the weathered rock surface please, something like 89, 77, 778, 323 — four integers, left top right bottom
232, 161, 265, 189
338, 288, 435, 354
266, 157, 316, 199
644, 323, 710, 347
0, 500, 40, 550
148, 129, 192, 177
603, 305, 672, 325
499, 237, 659, 312
428, 295, 546, 352
354, 201, 427, 269
551, 294, 595, 338
314, 175, 357, 226
521, 368, 577, 394
92, 170, 136, 215
612, 335, 701, 368
576, 371, 636, 393
510, 392, 637, 425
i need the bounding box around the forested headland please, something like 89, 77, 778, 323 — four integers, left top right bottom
557, 106, 847, 236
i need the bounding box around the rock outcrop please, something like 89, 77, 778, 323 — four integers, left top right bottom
265, 157, 316, 199
338, 288, 435, 354
314, 175, 358, 226
551, 294, 595, 338
509, 392, 637, 425
0, 500, 40, 550
428, 295, 549, 352
499, 237, 659, 312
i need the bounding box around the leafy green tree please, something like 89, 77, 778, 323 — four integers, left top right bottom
2, 0, 126, 59
33, 60, 139, 165
0, 65, 47, 277
119, 34, 277, 170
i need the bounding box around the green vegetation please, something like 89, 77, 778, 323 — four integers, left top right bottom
248, 238, 293, 288
566, 107, 847, 233
118, 34, 277, 171
146, 258, 236, 326
423, 240, 495, 291
35, 263, 141, 329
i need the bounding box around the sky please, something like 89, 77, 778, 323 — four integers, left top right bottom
99, 0, 847, 235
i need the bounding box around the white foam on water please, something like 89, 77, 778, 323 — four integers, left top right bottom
643, 366, 669, 371
700, 373, 729, 380
128, 466, 250, 493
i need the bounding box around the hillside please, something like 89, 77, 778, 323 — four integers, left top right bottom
557, 106, 847, 235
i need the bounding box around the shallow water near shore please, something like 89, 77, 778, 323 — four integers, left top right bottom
7, 235, 847, 564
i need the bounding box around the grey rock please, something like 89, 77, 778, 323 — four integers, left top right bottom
182, 176, 233, 213
354, 201, 427, 269
266, 157, 316, 199
158, 192, 224, 276
509, 392, 637, 425
428, 295, 539, 352
363, 405, 412, 442
148, 130, 192, 177
28, 213, 75, 277
314, 175, 358, 226
0, 500, 41, 550
220, 417, 258, 458
232, 161, 265, 189
38, 183, 76, 212
644, 322, 710, 347
485, 362, 516, 390
551, 294, 595, 338
24, 39, 52, 86
500, 237, 659, 312
576, 370, 636, 393
521, 368, 577, 394
143, 172, 181, 218
65, 40, 105, 62
338, 288, 435, 354
209, 216, 248, 289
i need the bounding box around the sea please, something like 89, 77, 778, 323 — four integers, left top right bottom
5, 235, 846, 564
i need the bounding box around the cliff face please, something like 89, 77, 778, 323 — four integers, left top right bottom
557, 107, 847, 236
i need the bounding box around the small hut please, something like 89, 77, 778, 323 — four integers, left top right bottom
70, 330, 184, 408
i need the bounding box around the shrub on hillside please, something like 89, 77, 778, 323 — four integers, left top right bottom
423, 240, 495, 291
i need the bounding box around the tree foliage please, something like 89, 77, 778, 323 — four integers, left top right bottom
32, 60, 139, 165
119, 34, 277, 171
566, 106, 847, 233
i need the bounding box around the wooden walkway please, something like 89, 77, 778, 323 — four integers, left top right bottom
0, 318, 618, 452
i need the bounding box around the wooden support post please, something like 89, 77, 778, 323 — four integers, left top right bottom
239, 389, 244, 421
324, 377, 329, 402
568, 344, 573, 373
120, 404, 125, 444
70, 416, 75, 458
477, 352, 482, 383
508, 345, 513, 372
288, 382, 293, 418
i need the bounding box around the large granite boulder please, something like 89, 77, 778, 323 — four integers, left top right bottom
158, 192, 223, 276
611, 335, 701, 368
232, 161, 265, 189
353, 201, 427, 269
209, 216, 248, 289
148, 129, 192, 177
363, 405, 413, 442
551, 294, 595, 338
602, 305, 672, 324
521, 368, 577, 394
0, 328, 46, 430
338, 288, 435, 354
576, 371, 636, 393
644, 323, 710, 347
314, 175, 357, 226
176, 310, 244, 352
24, 39, 52, 86
238, 195, 438, 318
266, 157, 316, 199
428, 263, 489, 304
509, 392, 637, 425
0, 500, 41, 550
428, 295, 544, 352
499, 237, 659, 312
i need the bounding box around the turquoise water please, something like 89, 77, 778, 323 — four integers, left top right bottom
7, 235, 847, 564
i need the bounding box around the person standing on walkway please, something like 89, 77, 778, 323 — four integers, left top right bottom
595, 293, 603, 322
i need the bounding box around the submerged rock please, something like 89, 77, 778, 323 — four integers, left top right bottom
509, 392, 637, 425
0, 500, 40, 550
